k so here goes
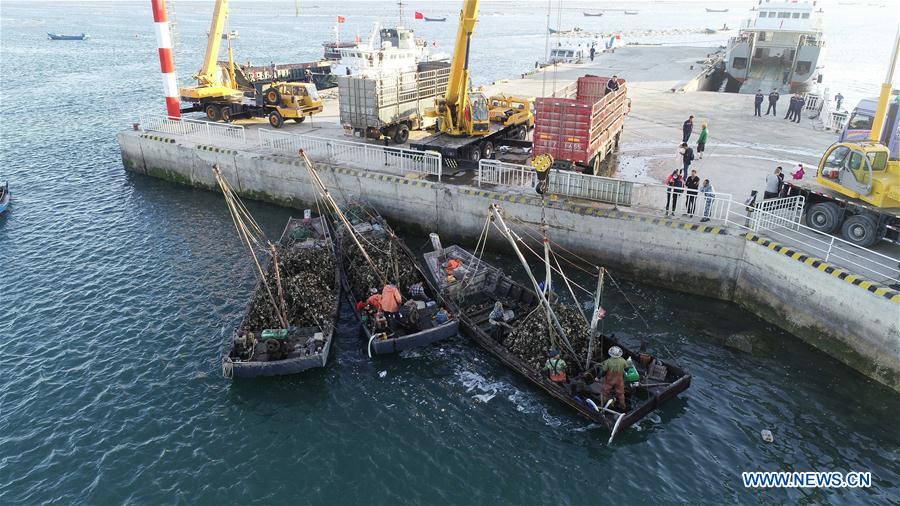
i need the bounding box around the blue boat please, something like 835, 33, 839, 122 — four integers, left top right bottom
0, 181, 10, 214
48, 33, 89, 41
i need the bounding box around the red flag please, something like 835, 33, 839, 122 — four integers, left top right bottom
414, 11, 424, 20
337, 15, 346, 23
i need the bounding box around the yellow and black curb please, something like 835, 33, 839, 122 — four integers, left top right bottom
197, 145, 237, 155
457, 188, 726, 235
745, 233, 900, 303
140, 133, 176, 144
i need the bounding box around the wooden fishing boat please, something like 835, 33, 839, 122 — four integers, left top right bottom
48, 33, 89, 40
424, 16, 447, 22
705, 8, 729, 13
335, 203, 458, 356
583, 12, 604, 17
423, 242, 691, 443
222, 216, 341, 379
0, 181, 9, 214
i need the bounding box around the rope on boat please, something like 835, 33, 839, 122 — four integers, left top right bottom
367, 333, 377, 359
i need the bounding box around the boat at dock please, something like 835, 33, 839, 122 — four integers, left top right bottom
624, 10, 639, 15
724, 0, 824, 94
423, 241, 691, 442
0, 181, 9, 214
329, 24, 449, 78
48, 33, 89, 41
583, 12, 604, 17
424, 17, 446, 22
222, 216, 342, 379
705, 8, 729, 13
335, 203, 459, 356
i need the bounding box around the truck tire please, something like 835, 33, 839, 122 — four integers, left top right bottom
268, 110, 284, 128
220, 106, 233, 123
394, 124, 410, 144
205, 104, 221, 122
481, 141, 494, 159
293, 116, 306, 124
513, 125, 527, 140
468, 146, 482, 163
841, 214, 879, 248
806, 202, 840, 233
264, 87, 282, 106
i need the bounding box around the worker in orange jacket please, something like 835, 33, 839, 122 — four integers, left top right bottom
381, 282, 403, 318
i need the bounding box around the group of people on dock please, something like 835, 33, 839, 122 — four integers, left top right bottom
665, 116, 715, 222
753, 89, 806, 122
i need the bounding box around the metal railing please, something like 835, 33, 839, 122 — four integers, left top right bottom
140, 116, 246, 145
258, 129, 443, 180
477, 160, 634, 206
722, 198, 900, 285
754, 195, 805, 232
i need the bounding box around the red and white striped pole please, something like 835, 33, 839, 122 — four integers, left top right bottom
151, 0, 181, 118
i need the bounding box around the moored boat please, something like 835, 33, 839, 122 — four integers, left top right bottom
583, 12, 604, 17
48, 33, 89, 40
424, 17, 447, 22
0, 181, 9, 214
222, 216, 342, 379
705, 8, 729, 13
423, 238, 691, 443
624, 10, 639, 15
335, 203, 458, 356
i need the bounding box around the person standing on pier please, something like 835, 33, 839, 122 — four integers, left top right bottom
794, 95, 806, 123
682, 115, 694, 142
754, 89, 764, 116
665, 170, 684, 216
680, 142, 695, 179
696, 123, 709, 159
835, 92, 844, 111
699, 179, 716, 222
764, 167, 783, 199
685, 169, 701, 217
766, 89, 780, 116
590, 44, 596, 61
785, 95, 798, 121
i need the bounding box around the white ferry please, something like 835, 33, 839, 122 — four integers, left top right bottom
724, 0, 824, 93
330, 24, 448, 78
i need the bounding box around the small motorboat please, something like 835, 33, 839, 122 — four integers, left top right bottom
48, 33, 89, 41
422, 240, 691, 443
424, 16, 447, 22
704, 28, 718, 34
583, 12, 604, 17
222, 216, 342, 379
335, 203, 459, 356
705, 8, 729, 13
624, 10, 639, 15
0, 181, 9, 214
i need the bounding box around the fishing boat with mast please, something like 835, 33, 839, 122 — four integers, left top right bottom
213, 165, 341, 379
423, 204, 691, 443
298, 151, 458, 357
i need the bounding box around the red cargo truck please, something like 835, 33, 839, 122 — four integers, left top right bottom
533, 76, 628, 174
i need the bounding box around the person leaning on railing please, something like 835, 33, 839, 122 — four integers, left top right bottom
699, 179, 716, 222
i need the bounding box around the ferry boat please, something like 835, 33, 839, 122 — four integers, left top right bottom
724, 0, 824, 93
327, 24, 448, 78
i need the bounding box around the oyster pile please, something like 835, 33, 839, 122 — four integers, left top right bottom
340, 233, 420, 301
504, 303, 594, 371
242, 242, 336, 331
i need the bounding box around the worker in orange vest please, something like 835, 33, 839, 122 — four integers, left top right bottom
543, 349, 567, 383
366, 288, 383, 311
381, 282, 403, 318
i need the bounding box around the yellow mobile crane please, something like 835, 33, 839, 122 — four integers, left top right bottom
410, 0, 532, 166
783, 28, 900, 247
178, 0, 322, 128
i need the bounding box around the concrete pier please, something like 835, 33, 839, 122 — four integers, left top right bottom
118, 45, 900, 391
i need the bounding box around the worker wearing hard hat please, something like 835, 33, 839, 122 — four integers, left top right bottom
601, 346, 628, 411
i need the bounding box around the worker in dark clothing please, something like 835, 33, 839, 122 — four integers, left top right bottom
665, 170, 684, 216
793, 95, 805, 123
606, 75, 620, 93
835, 92, 844, 111
682, 115, 694, 143
754, 89, 764, 116
685, 169, 700, 216
601, 346, 627, 410
785, 95, 798, 120
681, 142, 695, 179
590, 45, 596, 61
782, 69, 790, 85
766, 90, 780, 115
488, 301, 512, 344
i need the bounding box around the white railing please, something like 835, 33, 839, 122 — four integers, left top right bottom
477, 160, 634, 206
258, 129, 443, 180
630, 183, 734, 221
755, 195, 805, 232
140, 116, 246, 145
722, 199, 900, 285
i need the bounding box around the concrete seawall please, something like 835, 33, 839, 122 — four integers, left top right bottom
118, 131, 900, 391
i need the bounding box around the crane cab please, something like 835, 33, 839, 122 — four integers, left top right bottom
817, 142, 899, 208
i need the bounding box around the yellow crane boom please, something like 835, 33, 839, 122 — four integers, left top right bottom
436, 0, 489, 137
197, 0, 229, 87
